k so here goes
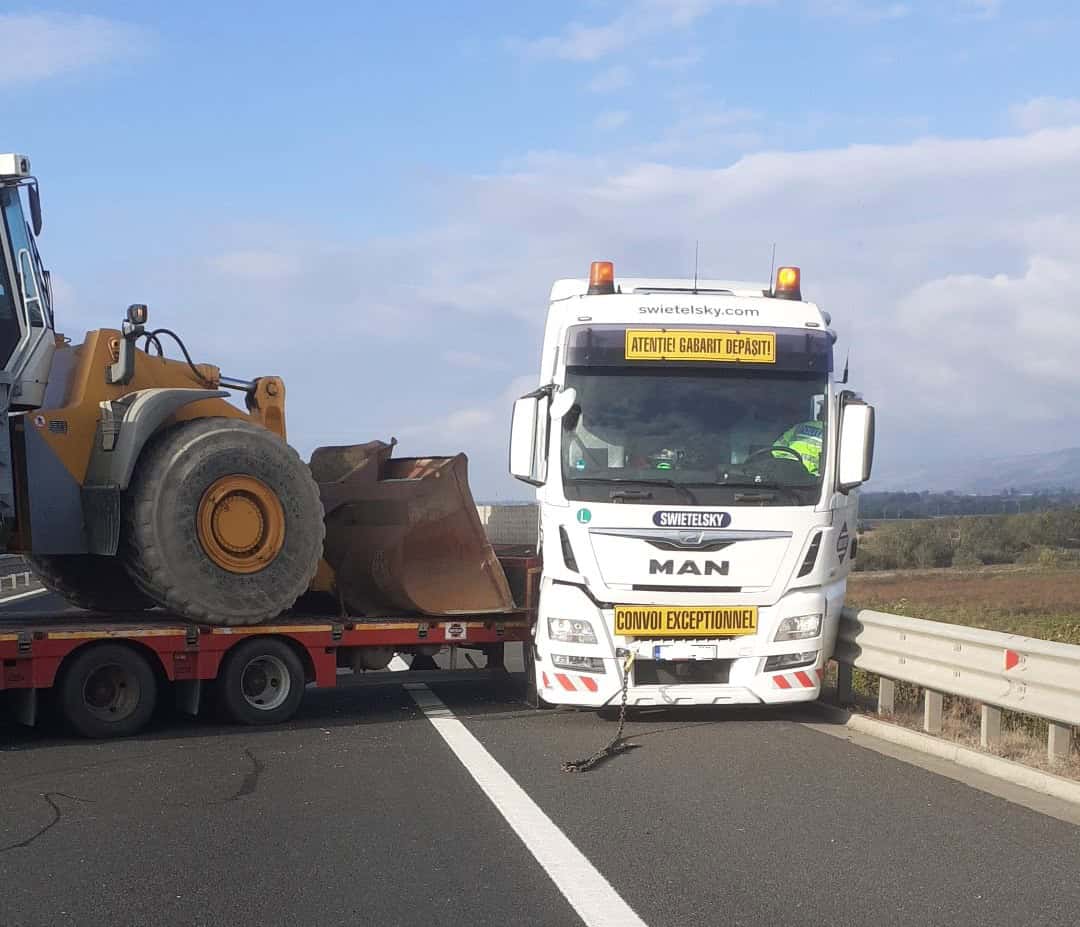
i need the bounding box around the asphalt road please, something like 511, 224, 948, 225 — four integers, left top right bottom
2, 592, 1079, 927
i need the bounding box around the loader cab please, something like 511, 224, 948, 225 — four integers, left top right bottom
0, 154, 55, 411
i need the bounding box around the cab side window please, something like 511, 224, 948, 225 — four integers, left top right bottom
0, 190, 24, 366
2, 190, 43, 327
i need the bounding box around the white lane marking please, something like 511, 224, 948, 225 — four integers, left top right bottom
0, 587, 48, 606
388, 654, 411, 672
407, 683, 648, 927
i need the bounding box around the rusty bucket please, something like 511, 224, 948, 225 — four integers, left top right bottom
310, 441, 515, 617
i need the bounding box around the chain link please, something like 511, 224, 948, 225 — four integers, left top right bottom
561, 651, 636, 773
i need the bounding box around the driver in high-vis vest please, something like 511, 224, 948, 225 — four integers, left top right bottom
773, 420, 824, 475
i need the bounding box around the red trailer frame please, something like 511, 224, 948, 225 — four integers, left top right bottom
0, 553, 539, 737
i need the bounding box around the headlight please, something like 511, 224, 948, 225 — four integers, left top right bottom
548, 617, 598, 644
775, 614, 822, 641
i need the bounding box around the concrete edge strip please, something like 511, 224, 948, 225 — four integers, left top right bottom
839, 710, 1080, 806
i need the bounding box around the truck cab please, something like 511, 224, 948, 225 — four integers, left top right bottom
510, 261, 874, 707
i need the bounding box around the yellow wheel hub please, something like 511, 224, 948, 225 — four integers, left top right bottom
197, 475, 285, 574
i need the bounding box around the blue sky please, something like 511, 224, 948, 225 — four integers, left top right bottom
5, 1, 1080, 496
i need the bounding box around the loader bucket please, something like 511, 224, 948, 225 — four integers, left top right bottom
310, 440, 515, 617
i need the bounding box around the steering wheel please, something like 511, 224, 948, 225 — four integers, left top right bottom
744, 445, 804, 465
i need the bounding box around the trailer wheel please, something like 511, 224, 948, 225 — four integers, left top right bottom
122, 417, 324, 626
59, 643, 158, 738
220, 638, 305, 726
28, 554, 153, 612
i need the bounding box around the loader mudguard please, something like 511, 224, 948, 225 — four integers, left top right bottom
85, 388, 230, 491
77, 387, 229, 555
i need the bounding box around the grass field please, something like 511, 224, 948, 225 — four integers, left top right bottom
846, 565, 1080, 645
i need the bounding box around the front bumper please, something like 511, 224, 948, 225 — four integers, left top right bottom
535, 581, 839, 708
538, 658, 823, 707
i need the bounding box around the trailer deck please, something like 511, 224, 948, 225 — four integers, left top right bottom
0, 553, 539, 737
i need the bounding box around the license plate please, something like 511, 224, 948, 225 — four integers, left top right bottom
614, 605, 758, 638
624, 329, 776, 364
652, 643, 717, 661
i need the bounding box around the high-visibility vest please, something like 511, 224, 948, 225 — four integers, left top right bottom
775, 421, 823, 475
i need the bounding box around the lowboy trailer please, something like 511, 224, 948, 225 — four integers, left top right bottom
0, 552, 538, 738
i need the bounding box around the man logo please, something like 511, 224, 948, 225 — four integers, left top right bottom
649, 559, 729, 576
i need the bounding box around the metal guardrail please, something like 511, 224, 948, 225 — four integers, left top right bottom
835, 608, 1079, 764
0, 570, 36, 592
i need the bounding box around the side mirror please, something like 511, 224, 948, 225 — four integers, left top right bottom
509, 391, 550, 486
838, 401, 875, 491
549, 386, 577, 420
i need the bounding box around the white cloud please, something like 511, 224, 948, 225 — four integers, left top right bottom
640, 105, 760, 157
588, 65, 632, 94
595, 110, 630, 131
894, 257, 1080, 411
1009, 97, 1080, 132
0, 13, 151, 84
76, 122, 1080, 498
513, 0, 764, 62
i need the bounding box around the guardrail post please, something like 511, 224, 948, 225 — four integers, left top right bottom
877, 677, 895, 715
980, 705, 1002, 748
836, 662, 853, 706
1048, 722, 1072, 765
924, 689, 943, 735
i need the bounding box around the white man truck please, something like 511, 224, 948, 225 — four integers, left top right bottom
509, 261, 875, 708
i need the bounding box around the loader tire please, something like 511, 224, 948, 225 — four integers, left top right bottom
122, 418, 324, 626
28, 554, 154, 612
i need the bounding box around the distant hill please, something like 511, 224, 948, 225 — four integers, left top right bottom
871, 447, 1080, 494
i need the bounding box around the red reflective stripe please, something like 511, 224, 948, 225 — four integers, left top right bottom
541, 672, 550, 689
555, 674, 576, 691
795, 671, 815, 688
581, 676, 598, 692
774, 674, 792, 689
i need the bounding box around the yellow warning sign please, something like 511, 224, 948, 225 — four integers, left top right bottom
624, 329, 776, 363
614, 605, 758, 637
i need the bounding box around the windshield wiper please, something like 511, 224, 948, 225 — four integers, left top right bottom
713, 479, 805, 502
569, 476, 699, 505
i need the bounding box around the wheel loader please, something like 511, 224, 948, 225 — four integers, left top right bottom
0, 155, 513, 625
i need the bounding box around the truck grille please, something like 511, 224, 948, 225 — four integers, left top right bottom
633, 659, 732, 686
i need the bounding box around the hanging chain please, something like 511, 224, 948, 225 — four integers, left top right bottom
561, 650, 636, 773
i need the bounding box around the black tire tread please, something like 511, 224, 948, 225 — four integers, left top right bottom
59, 642, 158, 738
122, 418, 324, 626
28, 554, 154, 612
220, 637, 305, 725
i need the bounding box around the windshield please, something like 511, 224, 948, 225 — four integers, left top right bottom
560, 367, 828, 506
